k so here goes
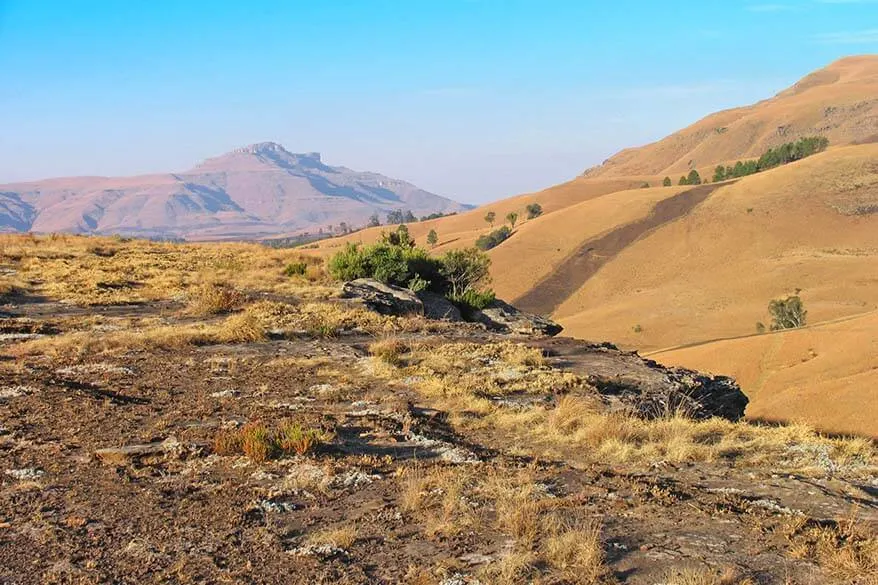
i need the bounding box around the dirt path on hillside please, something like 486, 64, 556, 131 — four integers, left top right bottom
513, 183, 727, 316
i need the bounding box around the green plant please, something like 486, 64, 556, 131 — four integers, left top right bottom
381, 224, 415, 248
475, 226, 512, 251
241, 423, 275, 462
687, 169, 702, 185
426, 229, 438, 248
449, 288, 495, 312
525, 203, 543, 219
484, 211, 496, 228
768, 295, 807, 330
662, 176, 672, 187
506, 211, 519, 229
440, 247, 492, 299
283, 261, 308, 277
408, 273, 429, 292
276, 422, 325, 456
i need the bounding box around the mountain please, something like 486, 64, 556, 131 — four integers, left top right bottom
584, 55, 878, 179
305, 56, 878, 436
0, 142, 469, 240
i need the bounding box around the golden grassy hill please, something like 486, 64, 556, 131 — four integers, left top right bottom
650, 310, 878, 438
551, 144, 878, 349
537, 144, 878, 434
585, 55, 878, 179
305, 175, 658, 257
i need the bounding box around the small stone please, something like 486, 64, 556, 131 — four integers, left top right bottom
5, 467, 45, 481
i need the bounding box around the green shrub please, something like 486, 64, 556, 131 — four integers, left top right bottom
283, 261, 308, 277
525, 203, 543, 219
475, 226, 512, 251
328, 243, 370, 281
440, 248, 492, 299
662, 177, 672, 187
328, 235, 495, 312
449, 289, 496, 312
768, 295, 807, 330
327, 241, 443, 291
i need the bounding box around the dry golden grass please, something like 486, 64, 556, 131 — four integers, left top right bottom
396, 465, 481, 538
399, 463, 616, 584
477, 551, 536, 584
369, 337, 409, 366
390, 341, 580, 401
541, 517, 612, 585
0, 233, 333, 305
212, 421, 329, 462
375, 342, 877, 472
305, 525, 358, 549
785, 510, 878, 584
8, 297, 446, 358
186, 282, 247, 315
661, 567, 755, 585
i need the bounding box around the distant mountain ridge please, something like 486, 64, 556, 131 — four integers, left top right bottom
585, 55, 878, 178
0, 142, 469, 240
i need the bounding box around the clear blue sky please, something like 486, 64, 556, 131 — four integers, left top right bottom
0, 1, 876, 203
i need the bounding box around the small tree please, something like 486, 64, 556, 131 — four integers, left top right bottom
440, 248, 492, 298
663, 176, 672, 187
426, 229, 438, 248
713, 165, 726, 183
367, 214, 380, 228
678, 176, 689, 186
338, 221, 348, 234
525, 203, 543, 219
381, 224, 415, 248
506, 211, 519, 229
403, 210, 417, 223
386, 210, 404, 225
687, 169, 702, 185
484, 211, 496, 228
768, 295, 807, 330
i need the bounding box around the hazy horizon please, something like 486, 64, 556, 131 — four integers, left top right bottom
1, 1, 876, 204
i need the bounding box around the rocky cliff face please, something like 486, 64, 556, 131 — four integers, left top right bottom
0, 142, 469, 240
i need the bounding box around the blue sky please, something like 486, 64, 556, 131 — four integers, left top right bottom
0, 1, 876, 203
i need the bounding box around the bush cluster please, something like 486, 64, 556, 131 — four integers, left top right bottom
475, 226, 512, 251
713, 136, 829, 182
328, 226, 495, 311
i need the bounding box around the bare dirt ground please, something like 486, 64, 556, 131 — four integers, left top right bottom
2, 293, 876, 584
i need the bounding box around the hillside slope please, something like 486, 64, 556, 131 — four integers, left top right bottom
651, 310, 878, 438
307, 175, 657, 257
0, 143, 468, 240
551, 144, 878, 350
585, 55, 878, 179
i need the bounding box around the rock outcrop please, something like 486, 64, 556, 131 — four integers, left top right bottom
472, 299, 563, 337
535, 338, 749, 421
341, 279, 424, 316
417, 291, 463, 322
